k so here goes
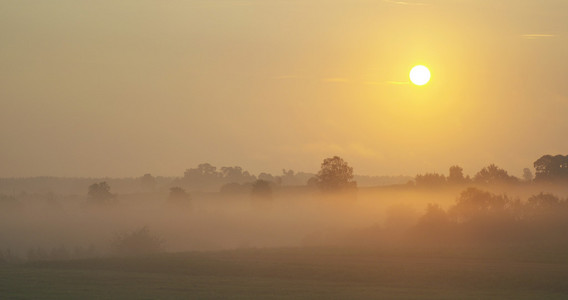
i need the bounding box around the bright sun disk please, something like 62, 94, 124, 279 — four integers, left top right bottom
409, 65, 431, 86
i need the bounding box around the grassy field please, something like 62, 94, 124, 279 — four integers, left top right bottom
2, 247, 568, 299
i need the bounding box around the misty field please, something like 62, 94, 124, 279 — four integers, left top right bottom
3, 161, 568, 299
2, 246, 568, 299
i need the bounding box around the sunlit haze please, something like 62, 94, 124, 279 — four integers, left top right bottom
1, 0, 568, 178
3, 2, 568, 298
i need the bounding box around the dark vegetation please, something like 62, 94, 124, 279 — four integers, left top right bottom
111, 227, 164, 256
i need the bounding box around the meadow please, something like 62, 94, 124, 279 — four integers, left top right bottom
3, 245, 568, 299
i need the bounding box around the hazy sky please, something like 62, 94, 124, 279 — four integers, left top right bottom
1, 0, 567, 178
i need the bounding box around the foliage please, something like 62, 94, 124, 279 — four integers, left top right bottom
534, 154, 568, 181
315, 156, 356, 192
415, 173, 446, 187
87, 182, 115, 205
524, 193, 567, 221
417, 203, 450, 228
139, 173, 156, 191
167, 187, 191, 205
251, 180, 272, 201
473, 164, 518, 185
183, 163, 256, 191
447, 165, 467, 184
449, 187, 515, 222
111, 226, 164, 256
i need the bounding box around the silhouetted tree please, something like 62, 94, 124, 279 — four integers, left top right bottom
280, 169, 298, 185
447, 165, 466, 184
526, 193, 562, 211
412, 204, 453, 242
111, 226, 163, 256
418, 204, 450, 228
167, 187, 191, 205
306, 176, 319, 188
279, 170, 315, 186
221, 166, 255, 184
533, 154, 568, 181
415, 173, 446, 187
523, 193, 568, 230
473, 164, 518, 185
315, 156, 356, 192
182, 163, 222, 190
449, 187, 514, 222
139, 173, 156, 191
87, 182, 114, 205
251, 180, 272, 201
185, 163, 218, 178
258, 172, 276, 183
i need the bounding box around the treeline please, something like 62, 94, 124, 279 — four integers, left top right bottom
328, 187, 568, 249
413, 164, 520, 187
1, 154, 566, 204
412, 154, 568, 187
0, 165, 410, 196
172, 163, 409, 192
412, 188, 568, 246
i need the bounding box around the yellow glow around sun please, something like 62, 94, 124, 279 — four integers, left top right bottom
409, 65, 431, 86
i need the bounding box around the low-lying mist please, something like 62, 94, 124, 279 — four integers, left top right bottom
3, 181, 568, 263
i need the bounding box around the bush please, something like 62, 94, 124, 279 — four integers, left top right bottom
111, 227, 164, 256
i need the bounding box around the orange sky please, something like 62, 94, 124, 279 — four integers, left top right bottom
1, 0, 567, 178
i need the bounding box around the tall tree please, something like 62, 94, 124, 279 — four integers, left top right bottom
473, 164, 518, 185
534, 155, 568, 181
251, 180, 272, 201
139, 173, 156, 191
447, 165, 466, 184
315, 156, 356, 192
167, 187, 191, 205
87, 182, 114, 205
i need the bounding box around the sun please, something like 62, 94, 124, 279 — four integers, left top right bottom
409, 65, 431, 86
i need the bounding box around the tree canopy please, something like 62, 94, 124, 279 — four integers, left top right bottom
315, 156, 356, 192
87, 182, 114, 205
534, 155, 568, 181
473, 164, 518, 185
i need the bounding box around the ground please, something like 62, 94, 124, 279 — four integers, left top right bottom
2, 247, 568, 299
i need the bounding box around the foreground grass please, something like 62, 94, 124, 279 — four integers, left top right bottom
2, 247, 568, 299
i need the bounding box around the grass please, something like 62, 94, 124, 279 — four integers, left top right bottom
2, 246, 568, 299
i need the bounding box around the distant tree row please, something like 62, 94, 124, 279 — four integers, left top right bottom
85, 154, 568, 206
413, 154, 568, 187
177, 163, 314, 192
414, 164, 519, 187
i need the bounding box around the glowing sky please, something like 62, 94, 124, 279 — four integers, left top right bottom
1, 0, 567, 177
